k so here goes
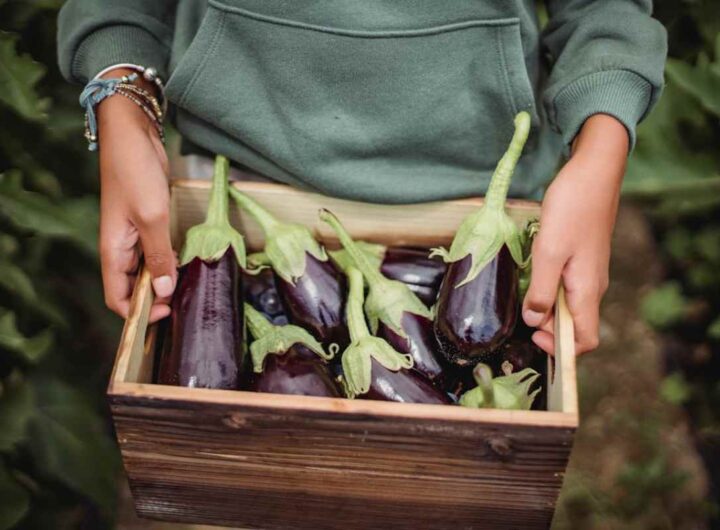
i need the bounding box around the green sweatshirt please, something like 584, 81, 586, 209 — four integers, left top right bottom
57, 0, 667, 203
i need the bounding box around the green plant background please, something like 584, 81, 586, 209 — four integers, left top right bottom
0, 0, 718, 529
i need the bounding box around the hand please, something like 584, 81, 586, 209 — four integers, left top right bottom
522, 114, 629, 355
97, 68, 177, 322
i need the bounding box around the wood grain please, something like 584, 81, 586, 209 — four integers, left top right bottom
110, 180, 578, 530
110, 391, 574, 530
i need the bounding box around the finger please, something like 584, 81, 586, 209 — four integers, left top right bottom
532, 330, 554, 355
565, 286, 600, 355
149, 303, 171, 324
135, 209, 177, 299
100, 243, 139, 318
523, 236, 567, 328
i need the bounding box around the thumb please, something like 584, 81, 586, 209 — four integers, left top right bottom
136, 211, 177, 299
522, 239, 566, 328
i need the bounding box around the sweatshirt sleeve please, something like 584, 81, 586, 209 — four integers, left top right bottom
57, 0, 178, 84
541, 0, 667, 150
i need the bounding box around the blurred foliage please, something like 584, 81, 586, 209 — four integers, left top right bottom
0, 1, 121, 529
628, 0, 720, 523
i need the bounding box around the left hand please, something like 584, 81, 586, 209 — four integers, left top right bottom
522, 114, 629, 355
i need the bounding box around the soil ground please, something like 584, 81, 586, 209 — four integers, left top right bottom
116, 205, 709, 530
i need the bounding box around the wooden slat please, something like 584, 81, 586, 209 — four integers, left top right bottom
111, 392, 574, 530
549, 288, 578, 415
109, 268, 153, 389
170, 179, 541, 250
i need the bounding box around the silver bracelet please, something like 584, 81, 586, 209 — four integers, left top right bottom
93, 63, 167, 114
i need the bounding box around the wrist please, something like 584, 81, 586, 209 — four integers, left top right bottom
571, 114, 630, 161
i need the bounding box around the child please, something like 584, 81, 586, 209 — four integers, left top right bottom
57, 0, 667, 355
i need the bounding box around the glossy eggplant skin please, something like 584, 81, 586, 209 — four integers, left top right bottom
243, 268, 288, 325
380, 248, 446, 305
377, 312, 446, 385
249, 344, 341, 397
434, 246, 519, 366
275, 253, 349, 350
362, 359, 451, 404
157, 250, 243, 389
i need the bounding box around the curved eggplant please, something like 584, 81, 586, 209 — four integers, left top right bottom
157, 156, 247, 389
245, 303, 340, 397
339, 267, 449, 404
321, 211, 446, 385
230, 188, 349, 350
431, 112, 531, 365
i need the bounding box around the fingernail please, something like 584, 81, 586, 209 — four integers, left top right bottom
523, 309, 544, 327
152, 275, 174, 298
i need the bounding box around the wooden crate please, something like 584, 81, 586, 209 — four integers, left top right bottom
108, 180, 578, 530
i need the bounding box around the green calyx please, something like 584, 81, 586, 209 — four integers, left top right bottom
319, 209, 431, 338
430, 112, 531, 287
244, 303, 332, 373
518, 219, 540, 300
180, 155, 247, 267
341, 268, 414, 399
230, 187, 326, 284
329, 241, 385, 274
459, 362, 540, 410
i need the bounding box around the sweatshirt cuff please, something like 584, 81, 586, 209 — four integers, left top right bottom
552, 70, 652, 152
70, 25, 168, 84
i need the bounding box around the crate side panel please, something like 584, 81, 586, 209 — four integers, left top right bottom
112, 395, 573, 530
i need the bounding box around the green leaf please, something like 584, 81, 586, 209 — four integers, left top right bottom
624, 82, 718, 198
26, 377, 119, 515
0, 310, 52, 362
659, 373, 692, 405
0, 171, 98, 254
0, 372, 33, 452
640, 282, 689, 329
0, 463, 29, 530
0, 32, 49, 121
665, 35, 720, 118
0, 258, 67, 326
708, 316, 720, 340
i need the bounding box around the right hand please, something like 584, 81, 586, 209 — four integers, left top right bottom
97, 68, 177, 322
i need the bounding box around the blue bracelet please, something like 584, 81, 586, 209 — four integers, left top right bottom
79, 73, 139, 151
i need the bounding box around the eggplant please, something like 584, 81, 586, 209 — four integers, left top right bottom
244, 303, 340, 397
432, 112, 532, 366
330, 244, 446, 306
157, 156, 247, 389
459, 362, 540, 410
339, 267, 450, 404
229, 189, 349, 350
242, 267, 288, 325
320, 211, 446, 385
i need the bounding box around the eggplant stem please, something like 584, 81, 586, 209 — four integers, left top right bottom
244, 303, 275, 339
345, 267, 370, 342
229, 187, 280, 233
474, 363, 495, 407
206, 156, 230, 226
319, 209, 386, 286
485, 112, 531, 211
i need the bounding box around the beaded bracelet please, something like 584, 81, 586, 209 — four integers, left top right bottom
79, 73, 164, 151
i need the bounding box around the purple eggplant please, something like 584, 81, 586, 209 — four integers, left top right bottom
330, 244, 447, 306
459, 362, 540, 410
339, 267, 450, 404
432, 112, 531, 366
244, 303, 340, 397
242, 268, 288, 325
320, 211, 446, 385
229, 189, 349, 351
157, 156, 247, 389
